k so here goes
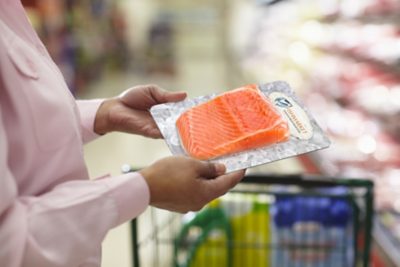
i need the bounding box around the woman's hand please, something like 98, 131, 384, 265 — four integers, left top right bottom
139, 156, 246, 213
94, 84, 186, 138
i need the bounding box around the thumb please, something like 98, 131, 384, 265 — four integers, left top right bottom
147, 85, 187, 104
197, 162, 226, 179
206, 169, 246, 196
162, 91, 187, 103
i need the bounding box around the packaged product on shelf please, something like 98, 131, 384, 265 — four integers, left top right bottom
174, 194, 271, 267
150, 81, 331, 172
322, 22, 400, 67
344, 0, 400, 17
271, 188, 354, 267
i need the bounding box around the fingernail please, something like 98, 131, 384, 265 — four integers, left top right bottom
215, 163, 226, 175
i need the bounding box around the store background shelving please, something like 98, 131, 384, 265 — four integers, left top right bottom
22, 0, 132, 94
229, 0, 400, 265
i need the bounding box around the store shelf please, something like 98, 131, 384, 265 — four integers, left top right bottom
22, 0, 132, 94
321, 13, 400, 26
317, 46, 400, 77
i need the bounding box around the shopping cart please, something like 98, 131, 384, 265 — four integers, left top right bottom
127, 173, 374, 267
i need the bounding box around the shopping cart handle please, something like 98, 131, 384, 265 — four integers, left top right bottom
241, 173, 373, 188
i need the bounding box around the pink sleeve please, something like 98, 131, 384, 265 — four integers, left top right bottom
76, 99, 104, 143
0, 114, 150, 267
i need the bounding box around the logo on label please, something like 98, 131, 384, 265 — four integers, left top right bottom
274, 97, 293, 108
269, 92, 313, 140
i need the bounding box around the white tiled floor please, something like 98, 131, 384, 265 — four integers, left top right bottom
78, 9, 304, 267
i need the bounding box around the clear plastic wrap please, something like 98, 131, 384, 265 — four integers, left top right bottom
150, 81, 331, 172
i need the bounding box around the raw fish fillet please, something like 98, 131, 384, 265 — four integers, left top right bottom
176, 85, 289, 160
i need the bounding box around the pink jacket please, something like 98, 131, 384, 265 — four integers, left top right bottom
0, 1, 150, 266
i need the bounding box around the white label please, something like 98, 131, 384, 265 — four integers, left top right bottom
268, 92, 313, 140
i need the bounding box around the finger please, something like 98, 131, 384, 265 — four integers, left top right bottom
206, 169, 246, 196
196, 161, 226, 179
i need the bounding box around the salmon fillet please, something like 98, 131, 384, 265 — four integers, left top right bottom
176, 85, 290, 160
